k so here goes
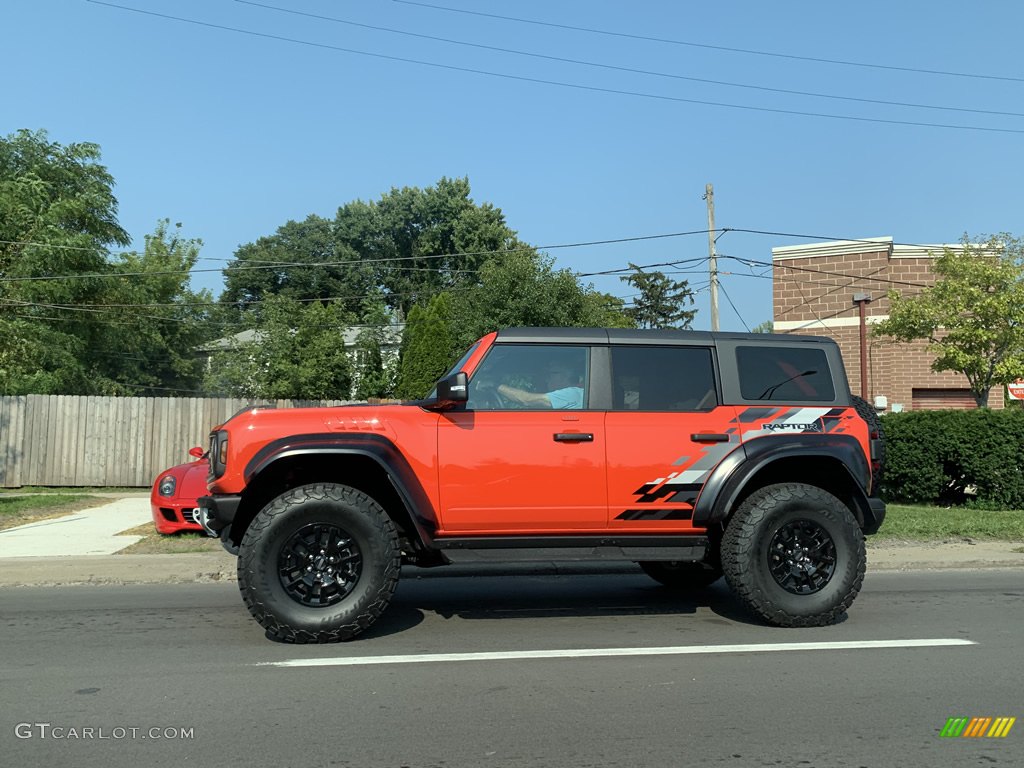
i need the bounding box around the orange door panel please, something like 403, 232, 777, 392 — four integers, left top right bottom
437, 411, 607, 533
605, 407, 741, 533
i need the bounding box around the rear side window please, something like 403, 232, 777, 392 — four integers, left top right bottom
610, 346, 717, 411
736, 346, 834, 402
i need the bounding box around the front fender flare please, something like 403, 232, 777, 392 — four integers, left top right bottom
244, 433, 439, 547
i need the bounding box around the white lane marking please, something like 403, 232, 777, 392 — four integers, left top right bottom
265, 638, 975, 668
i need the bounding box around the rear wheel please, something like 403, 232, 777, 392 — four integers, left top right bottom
721, 483, 865, 627
638, 560, 723, 589
237, 483, 400, 643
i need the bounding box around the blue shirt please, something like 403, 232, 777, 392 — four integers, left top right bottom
547, 386, 584, 409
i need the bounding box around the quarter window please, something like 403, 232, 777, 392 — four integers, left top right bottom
736, 346, 834, 401
610, 346, 717, 411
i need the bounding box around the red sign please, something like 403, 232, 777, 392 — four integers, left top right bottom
1009, 380, 1024, 400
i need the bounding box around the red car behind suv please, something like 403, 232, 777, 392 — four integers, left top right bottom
150, 447, 208, 534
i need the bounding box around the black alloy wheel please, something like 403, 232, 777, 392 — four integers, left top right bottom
720, 482, 865, 627
278, 523, 362, 607
767, 518, 836, 595
237, 483, 400, 643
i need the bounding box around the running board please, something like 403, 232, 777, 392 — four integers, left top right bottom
434, 535, 709, 564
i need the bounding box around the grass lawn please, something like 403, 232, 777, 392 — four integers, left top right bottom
117, 523, 221, 554
0, 494, 104, 531
874, 504, 1024, 542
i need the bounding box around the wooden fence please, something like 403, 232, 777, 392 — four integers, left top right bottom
0, 395, 353, 488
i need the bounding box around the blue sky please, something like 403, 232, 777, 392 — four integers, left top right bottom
5, 0, 1023, 330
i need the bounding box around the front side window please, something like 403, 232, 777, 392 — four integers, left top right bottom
736, 345, 834, 401
610, 346, 717, 411
468, 345, 589, 410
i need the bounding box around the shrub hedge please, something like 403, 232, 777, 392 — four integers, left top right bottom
880, 409, 1024, 508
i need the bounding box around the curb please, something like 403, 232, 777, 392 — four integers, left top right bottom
0, 546, 1021, 587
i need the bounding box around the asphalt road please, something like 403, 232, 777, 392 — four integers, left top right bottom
2, 568, 1021, 768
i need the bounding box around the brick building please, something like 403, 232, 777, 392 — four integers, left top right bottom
771, 237, 1002, 411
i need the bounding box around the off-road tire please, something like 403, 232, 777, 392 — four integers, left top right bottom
850, 394, 885, 491
721, 483, 865, 627
237, 483, 400, 643
638, 561, 723, 589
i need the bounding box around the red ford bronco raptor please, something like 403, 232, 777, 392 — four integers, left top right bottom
199, 327, 885, 642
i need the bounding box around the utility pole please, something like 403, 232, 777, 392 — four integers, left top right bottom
853, 292, 872, 400
704, 183, 719, 331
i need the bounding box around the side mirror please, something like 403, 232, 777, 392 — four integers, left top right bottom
427, 372, 469, 410
188, 446, 205, 459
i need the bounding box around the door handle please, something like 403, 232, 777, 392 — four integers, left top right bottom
691, 433, 730, 443
554, 432, 594, 442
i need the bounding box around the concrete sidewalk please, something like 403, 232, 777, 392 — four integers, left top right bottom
0, 495, 1021, 587
0, 497, 152, 558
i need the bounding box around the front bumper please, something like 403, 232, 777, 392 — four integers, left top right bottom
196, 494, 241, 537
150, 502, 204, 535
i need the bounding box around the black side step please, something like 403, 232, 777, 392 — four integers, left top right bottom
435, 535, 709, 564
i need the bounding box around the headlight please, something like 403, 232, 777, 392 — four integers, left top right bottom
158, 475, 177, 497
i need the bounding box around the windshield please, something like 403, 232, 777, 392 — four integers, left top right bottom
442, 343, 479, 380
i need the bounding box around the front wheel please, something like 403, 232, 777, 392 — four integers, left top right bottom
237, 483, 400, 643
721, 483, 865, 627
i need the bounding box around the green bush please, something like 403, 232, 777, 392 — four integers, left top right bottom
880, 409, 1024, 508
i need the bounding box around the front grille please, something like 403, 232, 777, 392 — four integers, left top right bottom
182, 508, 199, 524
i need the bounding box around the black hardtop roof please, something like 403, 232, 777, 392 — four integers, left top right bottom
495, 327, 835, 346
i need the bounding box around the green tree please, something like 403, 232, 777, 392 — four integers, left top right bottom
220, 215, 373, 318
619, 263, 697, 329
751, 320, 774, 333
1, 130, 212, 395
1, 129, 130, 393
98, 220, 214, 394
205, 295, 354, 400
352, 297, 399, 400
359, 177, 523, 315
873, 235, 1024, 407
449, 250, 632, 351
395, 293, 456, 400
220, 177, 524, 319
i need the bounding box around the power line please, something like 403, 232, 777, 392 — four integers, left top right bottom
0, 229, 713, 283
721, 253, 931, 288
238, 0, 1024, 119
774, 304, 856, 334
717, 280, 751, 332
394, 0, 1024, 85
722, 227, 957, 248
85, 2, 1024, 135
0, 255, 714, 312
775, 266, 890, 319
0, 254, 711, 311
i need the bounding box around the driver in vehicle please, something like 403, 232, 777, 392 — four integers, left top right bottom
497, 363, 584, 409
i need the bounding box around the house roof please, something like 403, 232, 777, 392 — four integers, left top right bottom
202, 324, 405, 352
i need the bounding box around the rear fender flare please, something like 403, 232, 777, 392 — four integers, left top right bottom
693, 435, 872, 529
